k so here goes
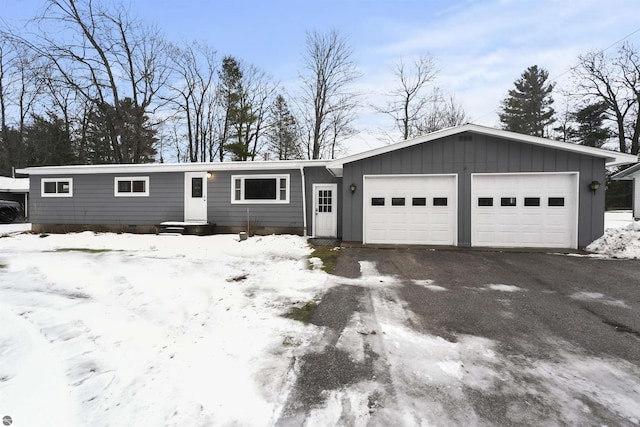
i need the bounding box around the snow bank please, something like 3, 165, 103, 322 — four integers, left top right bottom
586, 221, 640, 259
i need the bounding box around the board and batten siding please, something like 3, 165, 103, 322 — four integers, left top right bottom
207, 169, 305, 230
341, 133, 606, 247
29, 172, 183, 225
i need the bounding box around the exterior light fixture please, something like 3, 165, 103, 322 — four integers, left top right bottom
349, 183, 357, 193
207, 172, 213, 180
589, 180, 601, 193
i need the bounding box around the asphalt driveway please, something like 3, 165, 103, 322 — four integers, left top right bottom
337, 248, 640, 364
279, 247, 640, 426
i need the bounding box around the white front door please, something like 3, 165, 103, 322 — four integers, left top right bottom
313, 184, 337, 237
184, 172, 208, 223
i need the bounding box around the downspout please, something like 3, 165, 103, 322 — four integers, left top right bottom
300, 166, 307, 237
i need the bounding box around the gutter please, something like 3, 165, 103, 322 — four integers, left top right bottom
300, 166, 307, 237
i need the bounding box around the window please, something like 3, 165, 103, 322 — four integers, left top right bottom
232, 175, 289, 203
114, 177, 149, 197
412, 197, 426, 206
318, 190, 332, 213
371, 197, 385, 206
191, 177, 203, 198
478, 197, 493, 206
548, 197, 565, 207
433, 197, 448, 206
391, 197, 405, 206
524, 197, 540, 207
501, 197, 517, 207
41, 178, 73, 197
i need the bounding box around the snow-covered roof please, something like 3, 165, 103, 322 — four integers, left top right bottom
16, 159, 331, 176
611, 163, 640, 180
0, 176, 29, 192
327, 124, 638, 177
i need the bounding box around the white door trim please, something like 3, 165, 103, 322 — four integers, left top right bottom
362, 174, 458, 245
470, 172, 579, 248
312, 183, 338, 237
184, 172, 208, 223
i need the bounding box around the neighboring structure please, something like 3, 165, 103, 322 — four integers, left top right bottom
0, 176, 29, 218
17, 124, 638, 248
612, 163, 640, 220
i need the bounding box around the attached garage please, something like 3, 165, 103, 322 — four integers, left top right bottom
363, 174, 457, 245
471, 173, 578, 248
330, 124, 637, 249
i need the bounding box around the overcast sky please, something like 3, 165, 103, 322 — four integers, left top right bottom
3, 0, 640, 155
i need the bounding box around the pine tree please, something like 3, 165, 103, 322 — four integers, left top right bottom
499, 65, 555, 137
572, 102, 610, 148
266, 95, 301, 160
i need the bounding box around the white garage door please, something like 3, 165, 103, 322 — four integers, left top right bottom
471, 173, 578, 248
363, 175, 457, 245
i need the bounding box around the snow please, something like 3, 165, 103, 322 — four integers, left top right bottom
486, 284, 526, 292
586, 221, 640, 259
0, 233, 327, 426
0, 223, 31, 235
1, 231, 639, 425
569, 292, 629, 308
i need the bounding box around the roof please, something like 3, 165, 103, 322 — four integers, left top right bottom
14, 124, 639, 178
0, 176, 29, 192
611, 162, 640, 180
16, 159, 331, 176
326, 124, 638, 177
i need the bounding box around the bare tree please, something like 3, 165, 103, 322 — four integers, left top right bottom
415, 91, 467, 135
19, 0, 169, 163
168, 41, 218, 162
0, 35, 49, 173
379, 55, 439, 140
574, 42, 640, 154
299, 30, 360, 159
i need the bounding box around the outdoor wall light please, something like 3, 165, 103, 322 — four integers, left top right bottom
207, 172, 213, 180
349, 183, 357, 193
589, 180, 601, 193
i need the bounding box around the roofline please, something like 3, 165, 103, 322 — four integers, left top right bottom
16, 159, 331, 175
326, 124, 638, 176
611, 162, 640, 180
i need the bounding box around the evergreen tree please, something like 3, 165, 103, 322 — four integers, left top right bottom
24, 113, 76, 166
571, 101, 610, 148
266, 95, 301, 160
499, 65, 555, 137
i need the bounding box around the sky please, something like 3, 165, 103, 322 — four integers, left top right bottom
2, 0, 640, 155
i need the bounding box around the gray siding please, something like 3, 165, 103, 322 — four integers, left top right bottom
207, 169, 304, 229
29, 172, 183, 225
29, 168, 318, 231
342, 133, 606, 247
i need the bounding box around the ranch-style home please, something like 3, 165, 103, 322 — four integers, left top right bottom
17, 124, 638, 249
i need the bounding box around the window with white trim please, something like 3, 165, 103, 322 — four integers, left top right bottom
41, 178, 73, 197
231, 174, 289, 203
114, 176, 149, 197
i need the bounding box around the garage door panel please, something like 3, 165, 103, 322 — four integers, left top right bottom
364, 175, 457, 245
471, 173, 577, 248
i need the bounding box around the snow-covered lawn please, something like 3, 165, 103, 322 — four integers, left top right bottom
0, 233, 328, 426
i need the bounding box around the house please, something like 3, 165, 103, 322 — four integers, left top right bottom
16, 124, 637, 248
611, 163, 640, 220
0, 176, 30, 217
